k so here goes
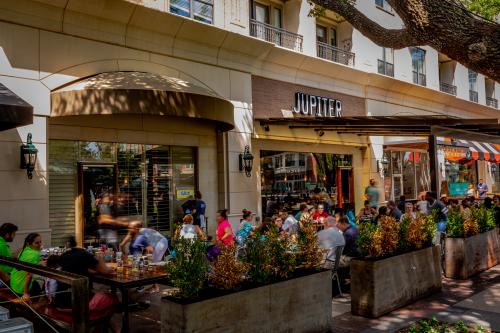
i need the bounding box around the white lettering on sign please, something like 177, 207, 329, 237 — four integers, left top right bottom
292, 92, 342, 118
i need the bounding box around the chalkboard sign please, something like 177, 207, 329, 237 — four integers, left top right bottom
449, 182, 469, 197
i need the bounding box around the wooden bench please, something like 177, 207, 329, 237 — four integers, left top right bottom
0, 256, 95, 333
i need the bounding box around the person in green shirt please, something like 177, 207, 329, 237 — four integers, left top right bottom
0, 223, 18, 282
10, 233, 42, 302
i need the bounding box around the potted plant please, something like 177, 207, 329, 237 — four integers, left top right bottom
351, 215, 442, 318
161, 224, 331, 333
444, 206, 500, 279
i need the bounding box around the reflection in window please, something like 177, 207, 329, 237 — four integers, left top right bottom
260, 150, 353, 217
170, 0, 214, 24
402, 152, 416, 199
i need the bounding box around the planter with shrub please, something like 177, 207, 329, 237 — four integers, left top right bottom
444, 207, 500, 279
161, 222, 332, 333
351, 214, 442, 318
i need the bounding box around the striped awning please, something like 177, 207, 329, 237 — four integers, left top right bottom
439, 137, 500, 162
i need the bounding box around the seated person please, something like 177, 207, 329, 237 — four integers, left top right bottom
236, 210, 254, 245
313, 204, 329, 224
0, 223, 18, 283
10, 233, 42, 302
279, 209, 299, 235
318, 216, 345, 268
175, 214, 206, 240
337, 216, 359, 258
55, 237, 119, 323
357, 200, 375, 223
44, 255, 60, 304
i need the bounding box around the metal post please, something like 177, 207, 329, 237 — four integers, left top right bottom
428, 135, 440, 195
71, 277, 89, 333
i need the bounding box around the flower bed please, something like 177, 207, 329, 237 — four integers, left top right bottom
398, 318, 490, 333
351, 215, 441, 318
445, 207, 500, 279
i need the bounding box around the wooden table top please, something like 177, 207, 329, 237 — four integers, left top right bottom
92, 267, 168, 289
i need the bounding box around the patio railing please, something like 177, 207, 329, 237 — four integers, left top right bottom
249, 19, 303, 52
439, 82, 457, 95
486, 97, 498, 108
317, 42, 355, 66
470, 90, 478, 103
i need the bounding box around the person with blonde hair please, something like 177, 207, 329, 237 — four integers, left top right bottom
176, 214, 206, 240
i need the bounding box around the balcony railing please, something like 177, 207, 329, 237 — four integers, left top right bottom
250, 19, 303, 52
412, 71, 426, 86
377, 59, 394, 77
439, 82, 457, 95
487, 97, 498, 108
469, 90, 478, 103
317, 42, 355, 66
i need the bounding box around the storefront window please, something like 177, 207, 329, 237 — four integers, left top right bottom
260, 151, 353, 217
491, 163, 500, 192
383, 150, 430, 201
49, 140, 197, 246
402, 152, 416, 199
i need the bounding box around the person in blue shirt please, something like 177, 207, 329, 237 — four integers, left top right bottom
193, 191, 207, 231
236, 209, 254, 244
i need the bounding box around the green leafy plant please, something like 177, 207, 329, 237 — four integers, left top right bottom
244, 232, 274, 284
209, 245, 249, 290
447, 207, 465, 238
357, 222, 377, 257
266, 228, 297, 279
297, 220, 323, 269
398, 216, 412, 253
165, 238, 209, 298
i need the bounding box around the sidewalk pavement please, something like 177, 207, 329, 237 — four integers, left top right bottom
333, 265, 500, 333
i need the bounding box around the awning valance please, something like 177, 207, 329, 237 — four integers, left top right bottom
51, 71, 235, 131
0, 83, 33, 131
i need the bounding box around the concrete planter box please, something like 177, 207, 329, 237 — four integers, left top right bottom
350, 245, 442, 318
161, 270, 331, 333
445, 227, 500, 279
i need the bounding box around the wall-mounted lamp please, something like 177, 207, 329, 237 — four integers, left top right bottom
20, 133, 38, 179
239, 145, 254, 177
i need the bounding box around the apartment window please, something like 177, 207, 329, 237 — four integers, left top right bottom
316, 25, 327, 43
274, 156, 282, 168
299, 153, 306, 167
375, 0, 393, 12
411, 47, 426, 86
170, 0, 214, 24
285, 153, 296, 167
469, 70, 478, 102
378, 47, 394, 76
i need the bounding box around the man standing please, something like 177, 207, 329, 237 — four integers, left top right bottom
477, 179, 489, 199
193, 191, 207, 231
0, 223, 18, 282
121, 221, 169, 262
365, 179, 379, 209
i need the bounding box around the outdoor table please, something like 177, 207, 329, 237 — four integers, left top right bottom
92, 268, 169, 333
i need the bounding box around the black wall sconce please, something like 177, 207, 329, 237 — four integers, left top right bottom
377, 153, 390, 173
239, 145, 254, 177
20, 133, 38, 179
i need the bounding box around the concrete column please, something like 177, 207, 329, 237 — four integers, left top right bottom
428, 135, 439, 195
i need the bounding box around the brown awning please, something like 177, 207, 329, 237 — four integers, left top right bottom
51, 71, 235, 131
0, 83, 33, 131
259, 116, 500, 144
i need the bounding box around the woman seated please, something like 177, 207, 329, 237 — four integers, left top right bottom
236, 209, 254, 245
10, 233, 42, 302
357, 200, 376, 223
175, 214, 206, 240
400, 202, 416, 221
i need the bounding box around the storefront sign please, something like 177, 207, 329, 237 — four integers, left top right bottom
177, 189, 194, 199
293, 92, 342, 118
442, 146, 469, 161
449, 182, 469, 197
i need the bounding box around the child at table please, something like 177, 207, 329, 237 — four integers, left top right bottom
44, 255, 60, 304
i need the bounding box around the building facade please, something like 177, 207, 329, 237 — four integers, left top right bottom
0, 0, 499, 248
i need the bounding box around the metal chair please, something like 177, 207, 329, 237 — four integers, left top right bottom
325, 245, 344, 297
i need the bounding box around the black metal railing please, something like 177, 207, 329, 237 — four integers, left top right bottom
377, 59, 394, 76
249, 19, 303, 52
412, 71, 426, 86
486, 97, 498, 108
469, 90, 478, 103
317, 42, 355, 66
439, 82, 457, 95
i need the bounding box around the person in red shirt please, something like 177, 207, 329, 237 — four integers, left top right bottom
313, 204, 329, 224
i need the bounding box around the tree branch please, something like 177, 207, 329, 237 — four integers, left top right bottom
311, 0, 419, 48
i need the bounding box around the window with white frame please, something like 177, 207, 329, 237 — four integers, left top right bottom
378, 47, 394, 76
411, 47, 426, 86
375, 0, 393, 12
170, 0, 214, 24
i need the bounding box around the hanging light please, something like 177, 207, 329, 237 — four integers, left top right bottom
20, 133, 38, 179
239, 145, 254, 177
